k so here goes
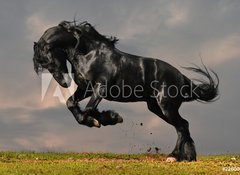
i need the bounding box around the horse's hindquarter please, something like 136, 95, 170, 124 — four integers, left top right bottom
113, 53, 185, 100
147, 59, 185, 92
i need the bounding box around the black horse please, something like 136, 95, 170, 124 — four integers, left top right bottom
33, 21, 219, 162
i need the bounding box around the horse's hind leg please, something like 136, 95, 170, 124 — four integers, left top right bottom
147, 98, 196, 161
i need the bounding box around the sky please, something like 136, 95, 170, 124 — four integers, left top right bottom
0, 0, 240, 154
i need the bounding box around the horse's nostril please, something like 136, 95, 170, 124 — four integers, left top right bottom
63, 74, 72, 87
62, 82, 68, 88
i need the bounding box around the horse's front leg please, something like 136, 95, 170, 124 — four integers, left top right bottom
84, 83, 123, 126
84, 83, 104, 111
66, 87, 101, 128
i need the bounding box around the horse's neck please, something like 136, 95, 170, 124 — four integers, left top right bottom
84, 40, 104, 52
66, 48, 76, 62
67, 39, 114, 64
68, 42, 113, 77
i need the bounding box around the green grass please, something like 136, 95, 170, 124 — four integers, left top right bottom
0, 152, 239, 175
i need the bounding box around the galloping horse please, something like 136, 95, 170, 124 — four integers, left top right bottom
33, 21, 219, 162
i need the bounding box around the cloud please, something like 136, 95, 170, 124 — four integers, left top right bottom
0, 0, 240, 154
165, 3, 189, 27
15, 133, 66, 151
116, 5, 162, 39
26, 13, 58, 41
0, 107, 34, 124
201, 33, 240, 65
146, 117, 162, 129
116, 1, 189, 39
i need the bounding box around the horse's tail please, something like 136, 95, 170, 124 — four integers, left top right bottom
182, 64, 219, 103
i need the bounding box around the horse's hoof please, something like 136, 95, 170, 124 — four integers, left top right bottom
92, 118, 101, 128
98, 111, 123, 126
109, 111, 123, 123
166, 157, 177, 163
82, 117, 101, 128
117, 115, 123, 123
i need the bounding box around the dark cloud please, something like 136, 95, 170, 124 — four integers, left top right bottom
0, 0, 239, 154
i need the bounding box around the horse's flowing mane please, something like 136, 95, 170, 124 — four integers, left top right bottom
59, 20, 119, 47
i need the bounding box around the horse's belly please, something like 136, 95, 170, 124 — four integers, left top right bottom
104, 83, 146, 102
105, 95, 145, 102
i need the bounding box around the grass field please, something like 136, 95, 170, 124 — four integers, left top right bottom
0, 152, 239, 175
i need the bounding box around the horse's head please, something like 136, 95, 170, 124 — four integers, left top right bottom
33, 25, 77, 88
33, 21, 118, 87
